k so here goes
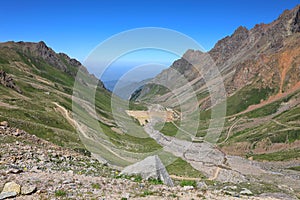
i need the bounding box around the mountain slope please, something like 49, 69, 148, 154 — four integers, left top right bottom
133, 5, 300, 159
0, 41, 161, 164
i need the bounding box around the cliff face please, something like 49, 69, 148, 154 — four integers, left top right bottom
135, 5, 300, 109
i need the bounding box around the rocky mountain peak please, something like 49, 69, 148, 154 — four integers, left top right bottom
182, 49, 204, 62
232, 26, 249, 39
36, 41, 48, 50
209, 26, 249, 64
290, 5, 300, 33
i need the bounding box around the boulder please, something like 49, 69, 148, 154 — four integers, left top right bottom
121, 155, 174, 186
197, 181, 208, 190
2, 182, 21, 194
183, 185, 194, 191
0, 192, 17, 200
21, 184, 37, 195
240, 188, 253, 195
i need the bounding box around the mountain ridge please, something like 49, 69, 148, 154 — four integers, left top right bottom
133, 4, 300, 159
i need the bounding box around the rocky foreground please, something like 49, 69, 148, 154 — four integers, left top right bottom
0, 122, 297, 200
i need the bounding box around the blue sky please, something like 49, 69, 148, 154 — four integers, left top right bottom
1, 1, 299, 81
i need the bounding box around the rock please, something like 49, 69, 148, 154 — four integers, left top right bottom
31, 166, 41, 172
183, 185, 194, 191
2, 181, 21, 194
6, 168, 23, 174
12, 129, 21, 136
0, 192, 17, 200
62, 179, 73, 184
223, 185, 237, 191
21, 184, 37, 195
224, 190, 237, 196
0, 121, 8, 127
67, 170, 74, 175
196, 181, 208, 190
240, 188, 253, 195
121, 193, 130, 199
120, 155, 174, 186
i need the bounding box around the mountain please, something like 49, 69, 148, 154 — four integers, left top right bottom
0, 41, 98, 148
113, 78, 152, 100
133, 5, 300, 159
0, 41, 161, 162
0, 40, 214, 180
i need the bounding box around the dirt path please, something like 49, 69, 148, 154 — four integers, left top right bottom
0, 101, 18, 109
52, 102, 76, 128
169, 175, 203, 181
208, 167, 221, 181
218, 118, 243, 145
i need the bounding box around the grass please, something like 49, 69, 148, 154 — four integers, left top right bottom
252, 149, 300, 161
141, 190, 154, 197
199, 86, 275, 120
180, 180, 197, 187
129, 102, 147, 110
148, 178, 163, 185
226, 86, 275, 116
154, 122, 179, 137
243, 100, 281, 118
116, 174, 143, 182
287, 166, 300, 171
55, 190, 67, 197
99, 121, 161, 153
166, 158, 205, 178
91, 183, 101, 189
138, 84, 171, 101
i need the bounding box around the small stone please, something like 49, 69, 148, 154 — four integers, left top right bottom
183, 185, 194, 191
67, 170, 73, 175
0, 121, 9, 127
224, 190, 236, 196
12, 129, 21, 136
21, 185, 37, 195
240, 188, 253, 195
197, 181, 208, 190
2, 181, 21, 194
63, 179, 73, 184
122, 193, 130, 199
223, 185, 237, 190
0, 191, 17, 200
6, 168, 23, 174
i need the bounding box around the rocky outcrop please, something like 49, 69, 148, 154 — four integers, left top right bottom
291, 6, 300, 33
121, 155, 174, 186
135, 5, 300, 108
0, 70, 21, 93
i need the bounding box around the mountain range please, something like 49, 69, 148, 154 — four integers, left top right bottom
0, 4, 300, 199
134, 5, 300, 160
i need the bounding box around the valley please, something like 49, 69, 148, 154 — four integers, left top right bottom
0, 4, 300, 200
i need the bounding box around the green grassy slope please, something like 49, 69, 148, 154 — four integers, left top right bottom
0, 42, 161, 162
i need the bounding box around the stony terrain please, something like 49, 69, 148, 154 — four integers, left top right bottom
0, 121, 298, 200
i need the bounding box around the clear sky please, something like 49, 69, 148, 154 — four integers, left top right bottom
1, 1, 299, 62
